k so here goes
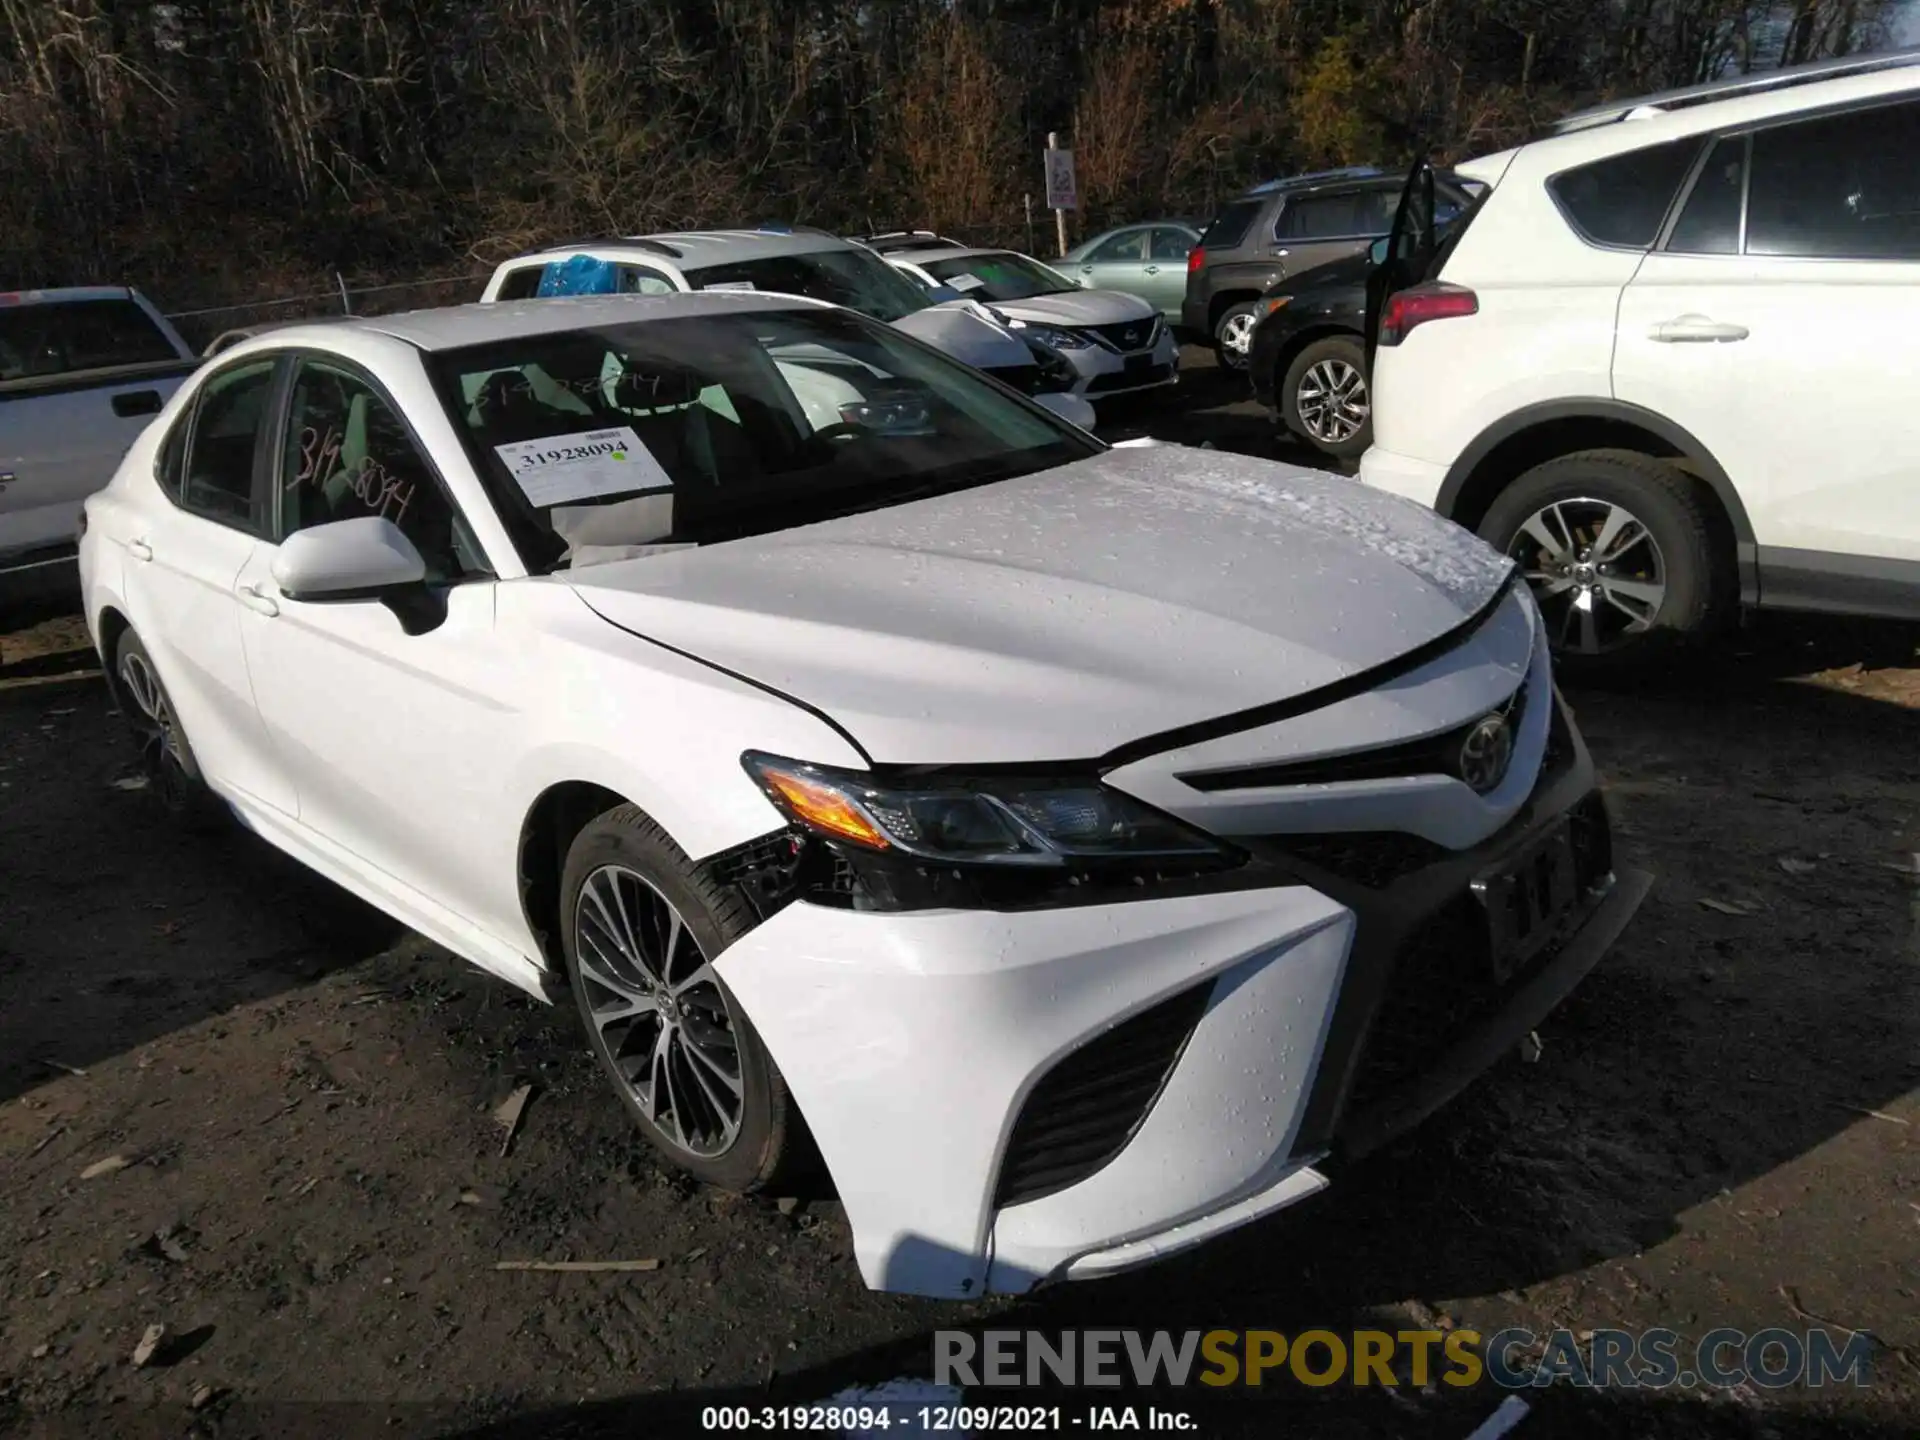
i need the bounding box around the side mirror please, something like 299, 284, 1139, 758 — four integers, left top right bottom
1368, 237, 1390, 266
273, 516, 426, 600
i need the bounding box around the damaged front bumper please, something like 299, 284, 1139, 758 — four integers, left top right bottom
711, 680, 1648, 1298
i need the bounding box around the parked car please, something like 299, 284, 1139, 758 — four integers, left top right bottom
1361, 45, 1920, 668
77, 291, 1646, 1299
1246, 249, 1374, 459
873, 243, 1180, 402
0, 287, 198, 591
480, 227, 1097, 430
1184, 167, 1479, 369
1060, 221, 1202, 320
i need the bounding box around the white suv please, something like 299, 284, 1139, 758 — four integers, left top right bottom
480, 228, 1099, 429
1359, 47, 1920, 665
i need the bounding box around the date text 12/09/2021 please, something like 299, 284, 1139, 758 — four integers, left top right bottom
700, 1405, 1200, 1432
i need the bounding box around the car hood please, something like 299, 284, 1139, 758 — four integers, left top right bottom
992, 289, 1157, 327
563, 447, 1516, 764
890, 303, 1029, 369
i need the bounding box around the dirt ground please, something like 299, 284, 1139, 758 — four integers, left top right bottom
0, 359, 1915, 1439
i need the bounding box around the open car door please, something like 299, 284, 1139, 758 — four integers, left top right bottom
1363, 159, 1437, 372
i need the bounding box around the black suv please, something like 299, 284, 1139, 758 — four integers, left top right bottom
1184, 167, 1477, 369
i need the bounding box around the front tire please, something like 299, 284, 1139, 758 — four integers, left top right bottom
1477, 449, 1728, 672
559, 805, 797, 1192
1281, 335, 1372, 459
1213, 302, 1261, 370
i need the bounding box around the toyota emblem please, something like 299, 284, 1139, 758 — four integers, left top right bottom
1458, 713, 1515, 794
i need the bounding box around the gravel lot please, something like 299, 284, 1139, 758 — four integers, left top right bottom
1, 354, 1915, 1439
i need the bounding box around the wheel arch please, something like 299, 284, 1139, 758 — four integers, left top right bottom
1207, 288, 1266, 330
516, 779, 640, 974
95, 604, 135, 713
1435, 401, 1757, 604
1274, 323, 1366, 389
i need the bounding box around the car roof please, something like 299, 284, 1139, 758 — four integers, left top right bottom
0, 285, 138, 307
1504, 61, 1920, 170
509, 228, 855, 269
882, 245, 1031, 266
1243, 166, 1390, 196
239, 292, 828, 354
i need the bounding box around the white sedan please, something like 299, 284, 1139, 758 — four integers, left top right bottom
77, 291, 1648, 1299
877, 245, 1182, 401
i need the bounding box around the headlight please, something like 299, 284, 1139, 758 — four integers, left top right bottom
1020, 336, 1080, 393
741, 752, 1232, 868
1011, 321, 1093, 350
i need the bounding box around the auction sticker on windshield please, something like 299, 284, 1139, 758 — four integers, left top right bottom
493, 426, 672, 507
944, 274, 986, 293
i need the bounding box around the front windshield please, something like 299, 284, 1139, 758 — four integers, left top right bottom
427, 307, 1102, 573
680, 249, 934, 324
919, 252, 1077, 303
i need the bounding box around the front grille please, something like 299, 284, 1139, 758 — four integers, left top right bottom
1088, 363, 1176, 394
1341, 791, 1614, 1117
1182, 679, 1529, 792
995, 982, 1213, 1208
1261, 830, 1448, 889
1084, 318, 1161, 353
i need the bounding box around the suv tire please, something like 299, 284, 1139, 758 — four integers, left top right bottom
1477, 449, 1729, 672
1281, 335, 1371, 459
1212, 301, 1261, 371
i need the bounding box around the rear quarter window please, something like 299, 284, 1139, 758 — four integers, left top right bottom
1200, 199, 1267, 250
1547, 138, 1702, 249
0, 297, 179, 381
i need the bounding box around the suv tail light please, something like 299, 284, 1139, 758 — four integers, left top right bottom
1186, 246, 1205, 275
1377, 283, 1478, 345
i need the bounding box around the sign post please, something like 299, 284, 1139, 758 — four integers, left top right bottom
1044, 132, 1077, 258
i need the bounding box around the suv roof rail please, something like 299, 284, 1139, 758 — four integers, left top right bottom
1552, 44, 1920, 134
1245, 165, 1385, 194
752, 222, 840, 238
522, 235, 685, 259
851, 230, 960, 253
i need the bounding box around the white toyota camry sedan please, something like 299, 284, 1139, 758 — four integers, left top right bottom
77, 291, 1649, 1299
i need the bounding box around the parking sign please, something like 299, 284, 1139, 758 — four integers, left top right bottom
1044, 147, 1078, 211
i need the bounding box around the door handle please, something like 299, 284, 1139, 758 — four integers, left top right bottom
1649, 315, 1749, 343
112, 389, 164, 418
127, 538, 153, 562
1144, 265, 1160, 275
1079, 265, 1094, 273
236, 582, 280, 617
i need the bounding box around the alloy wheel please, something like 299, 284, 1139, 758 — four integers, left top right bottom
573, 864, 744, 1157
118, 650, 191, 801
1218, 310, 1257, 360
1295, 357, 1368, 444
1506, 498, 1668, 656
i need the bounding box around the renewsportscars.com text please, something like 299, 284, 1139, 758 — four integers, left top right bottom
934, 1327, 1875, 1391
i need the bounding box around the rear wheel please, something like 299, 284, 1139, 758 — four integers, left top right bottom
560, 804, 799, 1192
1477, 449, 1728, 672
1281, 335, 1371, 459
112, 629, 223, 826
1213, 302, 1261, 370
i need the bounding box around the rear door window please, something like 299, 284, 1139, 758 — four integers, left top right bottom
1666, 136, 1747, 255
0, 298, 180, 381
1275, 189, 1396, 241
1548, 138, 1702, 249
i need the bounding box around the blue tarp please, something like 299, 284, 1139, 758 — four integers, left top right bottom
537, 255, 620, 297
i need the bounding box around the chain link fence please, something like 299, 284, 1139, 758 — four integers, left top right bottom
161, 272, 493, 353
156, 213, 1118, 355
